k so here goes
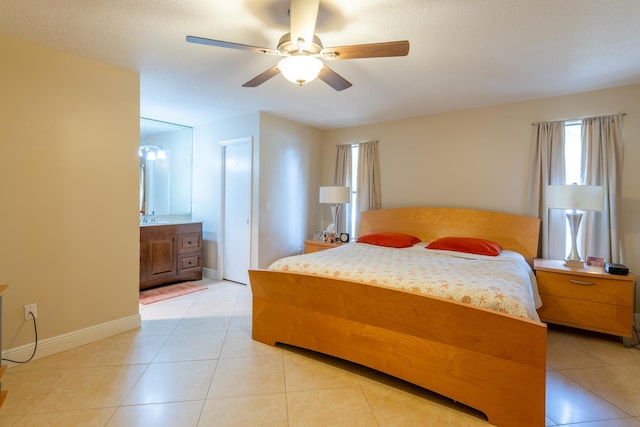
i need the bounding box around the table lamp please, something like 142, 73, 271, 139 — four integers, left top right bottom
545, 184, 605, 267
319, 186, 351, 235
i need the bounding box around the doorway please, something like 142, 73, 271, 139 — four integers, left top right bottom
221, 137, 252, 284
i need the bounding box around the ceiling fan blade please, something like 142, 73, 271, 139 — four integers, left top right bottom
242, 65, 281, 87
186, 35, 279, 55
289, 0, 319, 50
318, 65, 352, 91
323, 40, 410, 60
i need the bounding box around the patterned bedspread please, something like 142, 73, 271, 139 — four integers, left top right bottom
268, 242, 542, 321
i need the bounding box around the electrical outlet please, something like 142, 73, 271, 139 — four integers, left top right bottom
24, 303, 37, 320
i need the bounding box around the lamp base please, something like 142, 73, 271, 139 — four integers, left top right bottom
564, 259, 584, 268
564, 211, 585, 269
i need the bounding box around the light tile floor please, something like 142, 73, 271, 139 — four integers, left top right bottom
2, 278, 640, 426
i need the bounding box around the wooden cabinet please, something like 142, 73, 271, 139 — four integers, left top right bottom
534, 259, 636, 343
303, 240, 344, 254
140, 223, 203, 290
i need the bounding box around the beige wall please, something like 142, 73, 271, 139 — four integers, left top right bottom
192, 112, 260, 276
191, 112, 323, 273
321, 84, 640, 311
258, 112, 323, 267
0, 36, 140, 350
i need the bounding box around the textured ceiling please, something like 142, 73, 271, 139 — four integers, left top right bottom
1, 0, 639, 129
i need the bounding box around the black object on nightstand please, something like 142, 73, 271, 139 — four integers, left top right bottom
605, 262, 629, 275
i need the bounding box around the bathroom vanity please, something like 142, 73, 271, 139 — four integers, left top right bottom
139, 222, 203, 290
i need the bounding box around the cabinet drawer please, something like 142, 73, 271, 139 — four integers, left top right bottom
537, 294, 632, 337
179, 254, 202, 272
303, 241, 342, 254
179, 233, 202, 251
304, 243, 325, 254
536, 271, 633, 307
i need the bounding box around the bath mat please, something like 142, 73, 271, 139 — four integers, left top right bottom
139, 282, 207, 305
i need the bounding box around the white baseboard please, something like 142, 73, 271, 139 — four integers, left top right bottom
203, 267, 220, 280
2, 313, 141, 368
3, 310, 635, 368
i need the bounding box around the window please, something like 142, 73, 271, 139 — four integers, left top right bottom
563, 121, 582, 254
564, 121, 582, 185
532, 114, 622, 262
337, 141, 380, 239
349, 144, 359, 238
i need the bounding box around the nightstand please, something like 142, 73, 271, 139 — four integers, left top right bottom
303, 240, 344, 254
0, 284, 8, 410
534, 259, 636, 345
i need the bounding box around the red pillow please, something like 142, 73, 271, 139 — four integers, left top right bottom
426, 237, 502, 256
357, 232, 421, 248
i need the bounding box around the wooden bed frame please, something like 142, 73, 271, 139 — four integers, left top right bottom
249, 207, 546, 426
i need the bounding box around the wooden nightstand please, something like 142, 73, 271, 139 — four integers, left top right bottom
0, 284, 8, 410
534, 259, 636, 345
303, 240, 344, 254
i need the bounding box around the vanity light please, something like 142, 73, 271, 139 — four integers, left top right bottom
139, 144, 166, 161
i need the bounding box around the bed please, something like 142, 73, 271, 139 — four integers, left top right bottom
249, 207, 546, 426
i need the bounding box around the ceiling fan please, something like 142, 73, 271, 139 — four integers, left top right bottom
186, 0, 409, 91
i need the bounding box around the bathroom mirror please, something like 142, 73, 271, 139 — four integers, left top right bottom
140, 118, 193, 216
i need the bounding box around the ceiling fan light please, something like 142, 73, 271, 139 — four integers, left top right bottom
278, 55, 323, 86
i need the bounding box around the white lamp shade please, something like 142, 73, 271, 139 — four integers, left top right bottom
545, 184, 605, 211
319, 186, 351, 204
278, 55, 323, 85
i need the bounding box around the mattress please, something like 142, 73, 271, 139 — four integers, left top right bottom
268, 242, 542, 321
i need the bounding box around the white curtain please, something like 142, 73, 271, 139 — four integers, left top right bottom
334, 144, 352, 235
581, 114, 624, 263
526, 121, 566, 259
355, 141, 381, 235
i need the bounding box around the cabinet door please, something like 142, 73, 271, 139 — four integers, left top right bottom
146, 236, 177, 282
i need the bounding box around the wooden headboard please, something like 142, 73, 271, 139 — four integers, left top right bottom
359, 207, 540, 266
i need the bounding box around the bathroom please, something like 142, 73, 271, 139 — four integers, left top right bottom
139, 118, 202, 290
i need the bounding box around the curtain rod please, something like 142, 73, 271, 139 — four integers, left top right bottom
336, 140, 379, 147
532, 113, 626, 126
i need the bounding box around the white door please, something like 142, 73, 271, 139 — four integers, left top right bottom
222, 138, 252, 284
